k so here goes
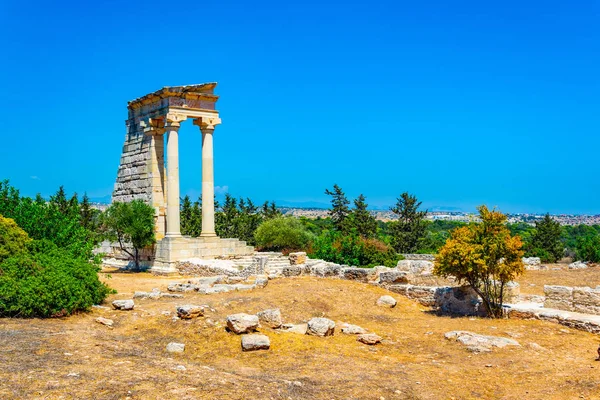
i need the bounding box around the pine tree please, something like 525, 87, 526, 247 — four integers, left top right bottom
180, 195, 193, 236
325, 184, 350, 233
530, 213, 564, 262
349, 194, 378, 238
50, 186, 69, 214
80, 193, 94, 230
389, 192, 427, 253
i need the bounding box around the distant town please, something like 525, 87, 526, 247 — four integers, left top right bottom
280, 207, 600, 226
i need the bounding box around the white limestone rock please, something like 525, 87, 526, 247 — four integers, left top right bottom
357, 333, 382, 345
306, 318, 335, 337
569, 261, 588, 270
241, 334, 270, 351
176, 305, 205, 319
376, 295, 397, 308
396, 260, 434, 274
378, 270, 410, 284
444, 331, 520, 353
255, 276, 269, 288
112, 300, 134, 310
226, 313, 259, 334
280, 323, 308, 334
166, 342, 185, 353
341, 323, 367, 335
257, 308, 282, 329
95, 317, 114, 327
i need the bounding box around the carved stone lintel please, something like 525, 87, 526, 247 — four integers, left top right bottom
193, 116, 221, 133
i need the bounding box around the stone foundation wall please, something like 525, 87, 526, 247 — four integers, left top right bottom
544, 285, 600, 315
401, 254, 435, 261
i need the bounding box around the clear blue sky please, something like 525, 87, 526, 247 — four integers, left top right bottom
1, 1, 598, 214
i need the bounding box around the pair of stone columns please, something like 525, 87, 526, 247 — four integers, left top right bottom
163, 115, 220, 238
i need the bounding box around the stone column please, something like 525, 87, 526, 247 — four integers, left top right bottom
165, 114, 185, 237
194, 117, 221, 237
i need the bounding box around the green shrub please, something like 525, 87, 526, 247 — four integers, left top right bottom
0, 215, 31, 262
254, 216, 313, 251
0, 239, 113, 318
308, 231, 401, 268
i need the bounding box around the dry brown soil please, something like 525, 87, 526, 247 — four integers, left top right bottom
1, 268, 600, 400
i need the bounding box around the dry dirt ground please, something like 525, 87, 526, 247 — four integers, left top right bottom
517, 264, 600, 296
1, 268, 600, 400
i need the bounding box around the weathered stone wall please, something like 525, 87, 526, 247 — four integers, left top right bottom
387, 284, 487, 316
544, 285, 600, 315
401, 254, 435, 261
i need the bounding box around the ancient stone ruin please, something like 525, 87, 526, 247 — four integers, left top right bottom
112, 83, 253, 273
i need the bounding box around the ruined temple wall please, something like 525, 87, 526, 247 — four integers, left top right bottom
112, 120, 153, 204
112, 119, 166, 238
544, 285, 600, 315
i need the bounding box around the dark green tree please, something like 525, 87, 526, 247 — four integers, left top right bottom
325, 184, 350, 233
101, 200, 156, 270
389, 192, 427, 253
80, 193, 95, 230
348, 194, 378, 238
50, 186, 69, 215
530, 213, 564, 262
180, 195, 194, 236
262, 201, 281, 220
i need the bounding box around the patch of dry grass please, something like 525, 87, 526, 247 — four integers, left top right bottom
517, 264, 600, 295
1, 271, 600, 399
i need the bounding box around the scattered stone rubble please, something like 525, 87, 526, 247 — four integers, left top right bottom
226, 313, 259, 334
112, 300, 134, 310
134, 288, 183, 299
444, 331, 520, 353
241, 334, 270, 351
95, 317, 114, 327
376, 295, 397, 308
357, 333, 382, 345
306, 318, 336, 337
568, 261, 588, 270
176, 305, 205, 319
166, 342, 185, 353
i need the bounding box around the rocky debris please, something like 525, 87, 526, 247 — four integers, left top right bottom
188, 276, 227, 285
376, 295, 397, 308
112, 300, 134, 310
133, 288, 161, 299
289, 252, 307, 265
226, 313, 259, 334
341, 323, 367, 335
569, 261, 588, 270
282, 265, 303, 277
444, 331, 520, 353
434, 286, 486, 316
401, 254, 435, 261
176, 259, 245, 277
280, 323, 308, 334
396, 260, 434, 275
95, 317, 114, 327
227, 276, 246, 284
134, 288, 184, 299
528, 342, 549, 352
176, 305, 205, 319
168, 283, 198, 292
341, 267, 373, 282
257, 308, 282, 329
241, 334, 270, 351
309, 262, 341, 277
254, 276, 269, 289
306, 318, 335, 337
522, 257, 542, 270
378, 270, 410, 285
357, 333, 382, 345
166, 342, 185, 353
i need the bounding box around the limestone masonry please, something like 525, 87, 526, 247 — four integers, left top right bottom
112, 84, 253, 273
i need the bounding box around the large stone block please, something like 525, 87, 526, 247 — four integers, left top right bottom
544, 285, 574, 311
341, 267, 374, 282
572, 287, 600, 315
396, 260, 434, 274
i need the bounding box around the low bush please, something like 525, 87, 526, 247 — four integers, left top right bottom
308, 231, 401, 268
254, 216, 313, 252
0, 218, 113, 318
